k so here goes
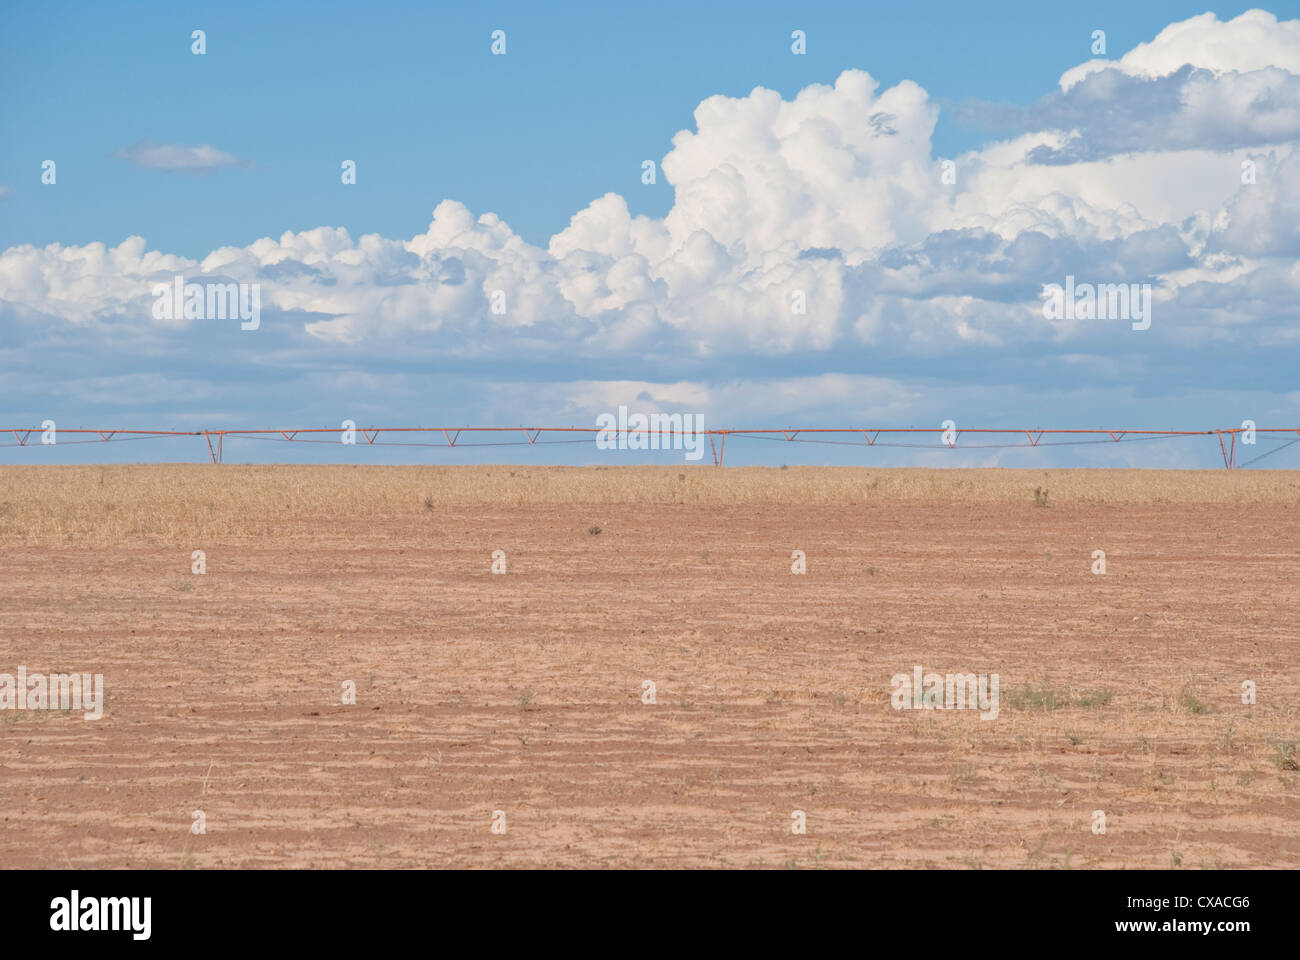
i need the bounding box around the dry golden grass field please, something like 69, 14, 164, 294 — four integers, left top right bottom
1, 464, 1298, 868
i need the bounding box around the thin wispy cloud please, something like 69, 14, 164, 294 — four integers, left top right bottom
114, 140, 246, 173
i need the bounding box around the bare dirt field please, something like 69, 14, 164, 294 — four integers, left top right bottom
1, 465, 1297, 868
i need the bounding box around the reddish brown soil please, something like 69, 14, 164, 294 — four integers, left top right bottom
2, 501, 1297, 868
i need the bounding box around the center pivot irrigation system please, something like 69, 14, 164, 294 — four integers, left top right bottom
4, 425, 1299, 468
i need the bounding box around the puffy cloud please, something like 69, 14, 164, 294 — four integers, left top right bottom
1006, 66, 1300, 163
1, 10, 1297, 375
659, 70, 938, 261
1059, 10, 1300, 90
0, 235, 193, 326
1208, 148, 1300, 257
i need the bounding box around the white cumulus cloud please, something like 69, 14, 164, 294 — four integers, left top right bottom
1, 10, 1297, 370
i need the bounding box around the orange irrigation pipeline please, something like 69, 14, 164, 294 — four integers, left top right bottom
3, 426, 1298, 468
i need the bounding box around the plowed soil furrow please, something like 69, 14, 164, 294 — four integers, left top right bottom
2, 496, 1297, 868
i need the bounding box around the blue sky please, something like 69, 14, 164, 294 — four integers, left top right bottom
1, 2, 1298, 467
1, 0, 1267, 254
